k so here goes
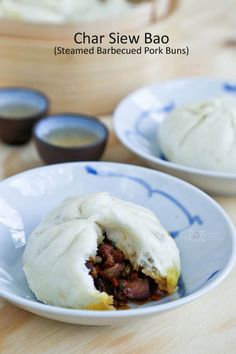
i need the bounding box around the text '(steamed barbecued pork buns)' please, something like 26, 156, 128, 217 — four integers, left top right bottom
23, 193, 180, 310
159, 96, 236, 173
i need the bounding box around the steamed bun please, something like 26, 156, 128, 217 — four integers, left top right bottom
159, 96, 236, 173
23, 192, 180, 310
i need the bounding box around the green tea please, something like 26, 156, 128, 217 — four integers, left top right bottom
0, 103, 39, 119
45, 128, 99, 147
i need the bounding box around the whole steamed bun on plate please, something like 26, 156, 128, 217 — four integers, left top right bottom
159, 95, 236, 174
23, 192, 180, 310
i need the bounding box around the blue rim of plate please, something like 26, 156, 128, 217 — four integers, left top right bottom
0, 161, 235, 319
113, 77, 236, 180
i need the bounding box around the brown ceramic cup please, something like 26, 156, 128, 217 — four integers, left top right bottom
0, 87, 49, 145
33, 113, 109, 165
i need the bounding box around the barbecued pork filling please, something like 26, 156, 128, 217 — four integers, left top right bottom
85, 236, 166, 308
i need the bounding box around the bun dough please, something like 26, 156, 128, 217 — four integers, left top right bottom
159, 96, 236, 173
23, 193, 180, 310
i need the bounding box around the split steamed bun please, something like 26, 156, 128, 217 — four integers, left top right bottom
159, 96, 236, 173
23, 192, 180, 310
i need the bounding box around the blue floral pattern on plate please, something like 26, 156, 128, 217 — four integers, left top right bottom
85, 165, 203, 237
223, 82, 236, 93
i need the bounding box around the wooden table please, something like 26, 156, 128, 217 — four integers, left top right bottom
1, 0, 236, 353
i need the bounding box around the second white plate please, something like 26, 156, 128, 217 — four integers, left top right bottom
113, 77, 236, 195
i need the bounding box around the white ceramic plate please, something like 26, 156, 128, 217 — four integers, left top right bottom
0, 162, 235, 325
113, 77, 236, 195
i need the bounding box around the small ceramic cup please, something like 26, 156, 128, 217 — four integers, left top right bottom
0, 87, 49, 145
33, 113, 109, 164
